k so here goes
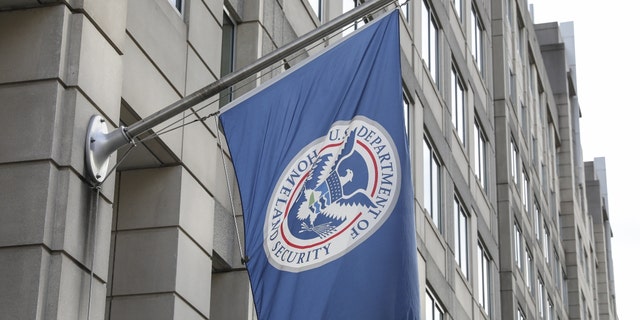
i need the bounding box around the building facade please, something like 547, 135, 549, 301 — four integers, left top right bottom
0, 0, 618, 319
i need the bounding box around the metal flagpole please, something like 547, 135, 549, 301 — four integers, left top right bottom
85, 0, 397, 184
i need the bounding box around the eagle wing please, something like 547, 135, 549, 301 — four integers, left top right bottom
329, 130, 356, 172
303, 153, 333, 190
321, 190, 378, 221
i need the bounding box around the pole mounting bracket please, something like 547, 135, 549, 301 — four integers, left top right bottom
85, 115, 131, 184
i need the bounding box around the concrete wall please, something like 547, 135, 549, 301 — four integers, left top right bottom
0, 1, 126, 318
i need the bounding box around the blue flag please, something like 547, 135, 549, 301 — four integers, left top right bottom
219, 10, 419, 319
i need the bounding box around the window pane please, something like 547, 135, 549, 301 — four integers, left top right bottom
474, 121, 487, 189
461, 212, 468, 276
471, 6, 483, 73
429, 17, 439, 83
455, 198, 468, 278
425, 286, 444, 320
513, 224, 522, 268
453, 0, 462, 19
423, 139, 432, 211
404, 96, 409, 136
342, 0, 365, 35
451, 67, 465, 144
168, 0, 182, 12
220, 12, 235, 106
525, 247, 533, 291
432, 156, 440, 229
422, 1, 439, 84
309, 0, 321, 18
424, 138, 441, 231
477, 242, 491, 314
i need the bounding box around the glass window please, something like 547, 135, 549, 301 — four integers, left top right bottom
477, 241, 491, 314
403, 93, 410, 139
514, 222, 522, 269
451, 66, 466, 144
525, 246, 533, 292
421, 1, 440, 85
423, 137, 441, 231
454, 197, 469, 278
510, 138, 519, 183
518, 17, 526, 59
534, 200, 541, 240
343, 0, 365, 35
522, 169, 529, 213
425, 285, 445, 320
309, 0, 322, 19
544, 224, 550, 263
538, 276, 546, 319
509, 69, 516, 105
220, 11, 236, 106
401, 1, 410, 22
471, 5, 484, 73
453, 0, 463, 20
474, 120, 487, 190
168, 0, 183, 13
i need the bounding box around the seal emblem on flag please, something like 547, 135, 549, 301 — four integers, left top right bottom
264, 116, 401, 272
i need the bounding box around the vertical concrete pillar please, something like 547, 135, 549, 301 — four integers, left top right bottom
0, 1, 126, 319
109, 167, 214, 319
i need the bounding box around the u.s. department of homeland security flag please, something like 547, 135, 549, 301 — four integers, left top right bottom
219, 10, 419, 319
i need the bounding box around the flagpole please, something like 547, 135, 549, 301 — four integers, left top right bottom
85, 0, 397, 184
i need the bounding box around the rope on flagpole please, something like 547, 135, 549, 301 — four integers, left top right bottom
213, 114, 248, 265
132, 4, 391, 144
82, 2, 397, 266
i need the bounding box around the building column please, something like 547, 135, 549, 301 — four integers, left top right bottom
108, 167, 214, 319
0, 2, 126, 319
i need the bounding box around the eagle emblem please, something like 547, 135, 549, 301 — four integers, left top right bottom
264, 117, 400, 271
290, 130, 378, 239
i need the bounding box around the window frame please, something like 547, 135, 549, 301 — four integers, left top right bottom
308, 0, 322, 20
451, 64, 466, 144
342, 0, 366, 35
220, 10, 237, 106
421, 0, 440, 85
403, 92, 411, 140
453, 0, 463, 20
538, 276, 546, 319
454, 196, 469, 278
543, 223, 550, 263
474, 120, 487, 191
517, 306, 526, 320
521, 168, 529, 213
514, 221, 522, 269
477, 241, 491, 315
525, 246, 533, 292
168, 0, 183, 13
425, 285, 445, 320
423, 136, 442, 231
510, 137, 519, 183
471, 4, 484, 74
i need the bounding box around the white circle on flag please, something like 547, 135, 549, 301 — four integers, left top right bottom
263, 116, 401, 272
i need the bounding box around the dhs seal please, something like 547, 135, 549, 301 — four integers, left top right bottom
264, 116, 401, 272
